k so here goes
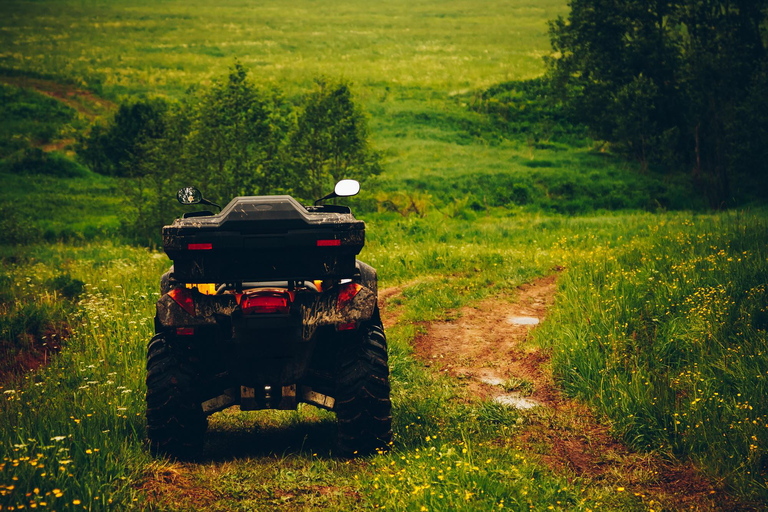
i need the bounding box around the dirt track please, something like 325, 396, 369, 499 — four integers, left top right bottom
0, 75, 115, 121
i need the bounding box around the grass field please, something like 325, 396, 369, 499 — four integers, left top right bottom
0, 0, 563, 96
2, 212, 767, 510
1, 0, 767, 510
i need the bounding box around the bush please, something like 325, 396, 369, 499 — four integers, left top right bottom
0, 203, 42, 245
76, 98, 168, 177
1, 148, 88, 178
47, 274, 85, 300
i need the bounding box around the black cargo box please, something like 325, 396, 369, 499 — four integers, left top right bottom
163, 196, 365, 283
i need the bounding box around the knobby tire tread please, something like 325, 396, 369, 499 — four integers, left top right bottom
335, 314, 393, 456
145, 333, 206, 460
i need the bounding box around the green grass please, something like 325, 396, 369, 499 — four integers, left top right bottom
2, 0, 697, 217
0, 170, 125, 244
0, 0, 705, 228
0, 268, 79, 379
0, 243, 165, 509
3, 211, 767, 508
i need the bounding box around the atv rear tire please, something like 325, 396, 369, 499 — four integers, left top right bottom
146, 333, 206, 459
335, 311, 393, 456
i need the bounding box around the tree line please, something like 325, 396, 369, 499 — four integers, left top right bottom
77, 63, 381, 244
547, 0, 768, 207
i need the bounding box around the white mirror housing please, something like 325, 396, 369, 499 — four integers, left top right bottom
334, 179, 360, 198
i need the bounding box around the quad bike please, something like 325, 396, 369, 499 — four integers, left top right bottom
146, 180, 392, 459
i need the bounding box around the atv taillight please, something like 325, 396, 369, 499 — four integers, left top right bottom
317, 239, 341, 247
187, 243, 212, 250
168, 287, 196, 316
241, 290, 293, 315
337, 282, 363, 310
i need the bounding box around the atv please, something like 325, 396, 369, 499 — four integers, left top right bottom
146, 180, 392, 459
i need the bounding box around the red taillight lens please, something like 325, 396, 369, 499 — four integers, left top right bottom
176, 327, 195, 336
337, 322, 357, 331
317, 239, 341, 247
187, 243, 213, 250
168, 287, 196, 316
337, 283, 363, 310
241, 290, 292, 315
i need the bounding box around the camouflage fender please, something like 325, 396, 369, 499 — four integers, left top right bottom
356, 260, 378, 299
297, 285, 376, 341
156, 292, 238, 327
160, 265, 176, 296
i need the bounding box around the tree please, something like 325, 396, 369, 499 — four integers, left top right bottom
289, 79, 381, 200
548, 0, 768, 206
183, 62, 290, 202
124, 103, 190, 245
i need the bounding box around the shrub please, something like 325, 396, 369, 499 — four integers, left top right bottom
76, 98, 168, 177
0, 203, 42, 245
1, 148, 88, 178
47, 274, 85, 300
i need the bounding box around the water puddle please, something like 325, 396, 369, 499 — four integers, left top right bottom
507, 316, 540, 325
494, 394, 541, 410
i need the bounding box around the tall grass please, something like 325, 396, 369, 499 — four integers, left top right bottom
0, 243, 166, 509
537, 211, 768, 499
0, 170, 124, 244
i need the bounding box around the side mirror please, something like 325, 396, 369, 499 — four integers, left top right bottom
176, 186, 221, 211
177, 187, 203, 205
334, 179, 360, 198
314, 179, 361, 205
